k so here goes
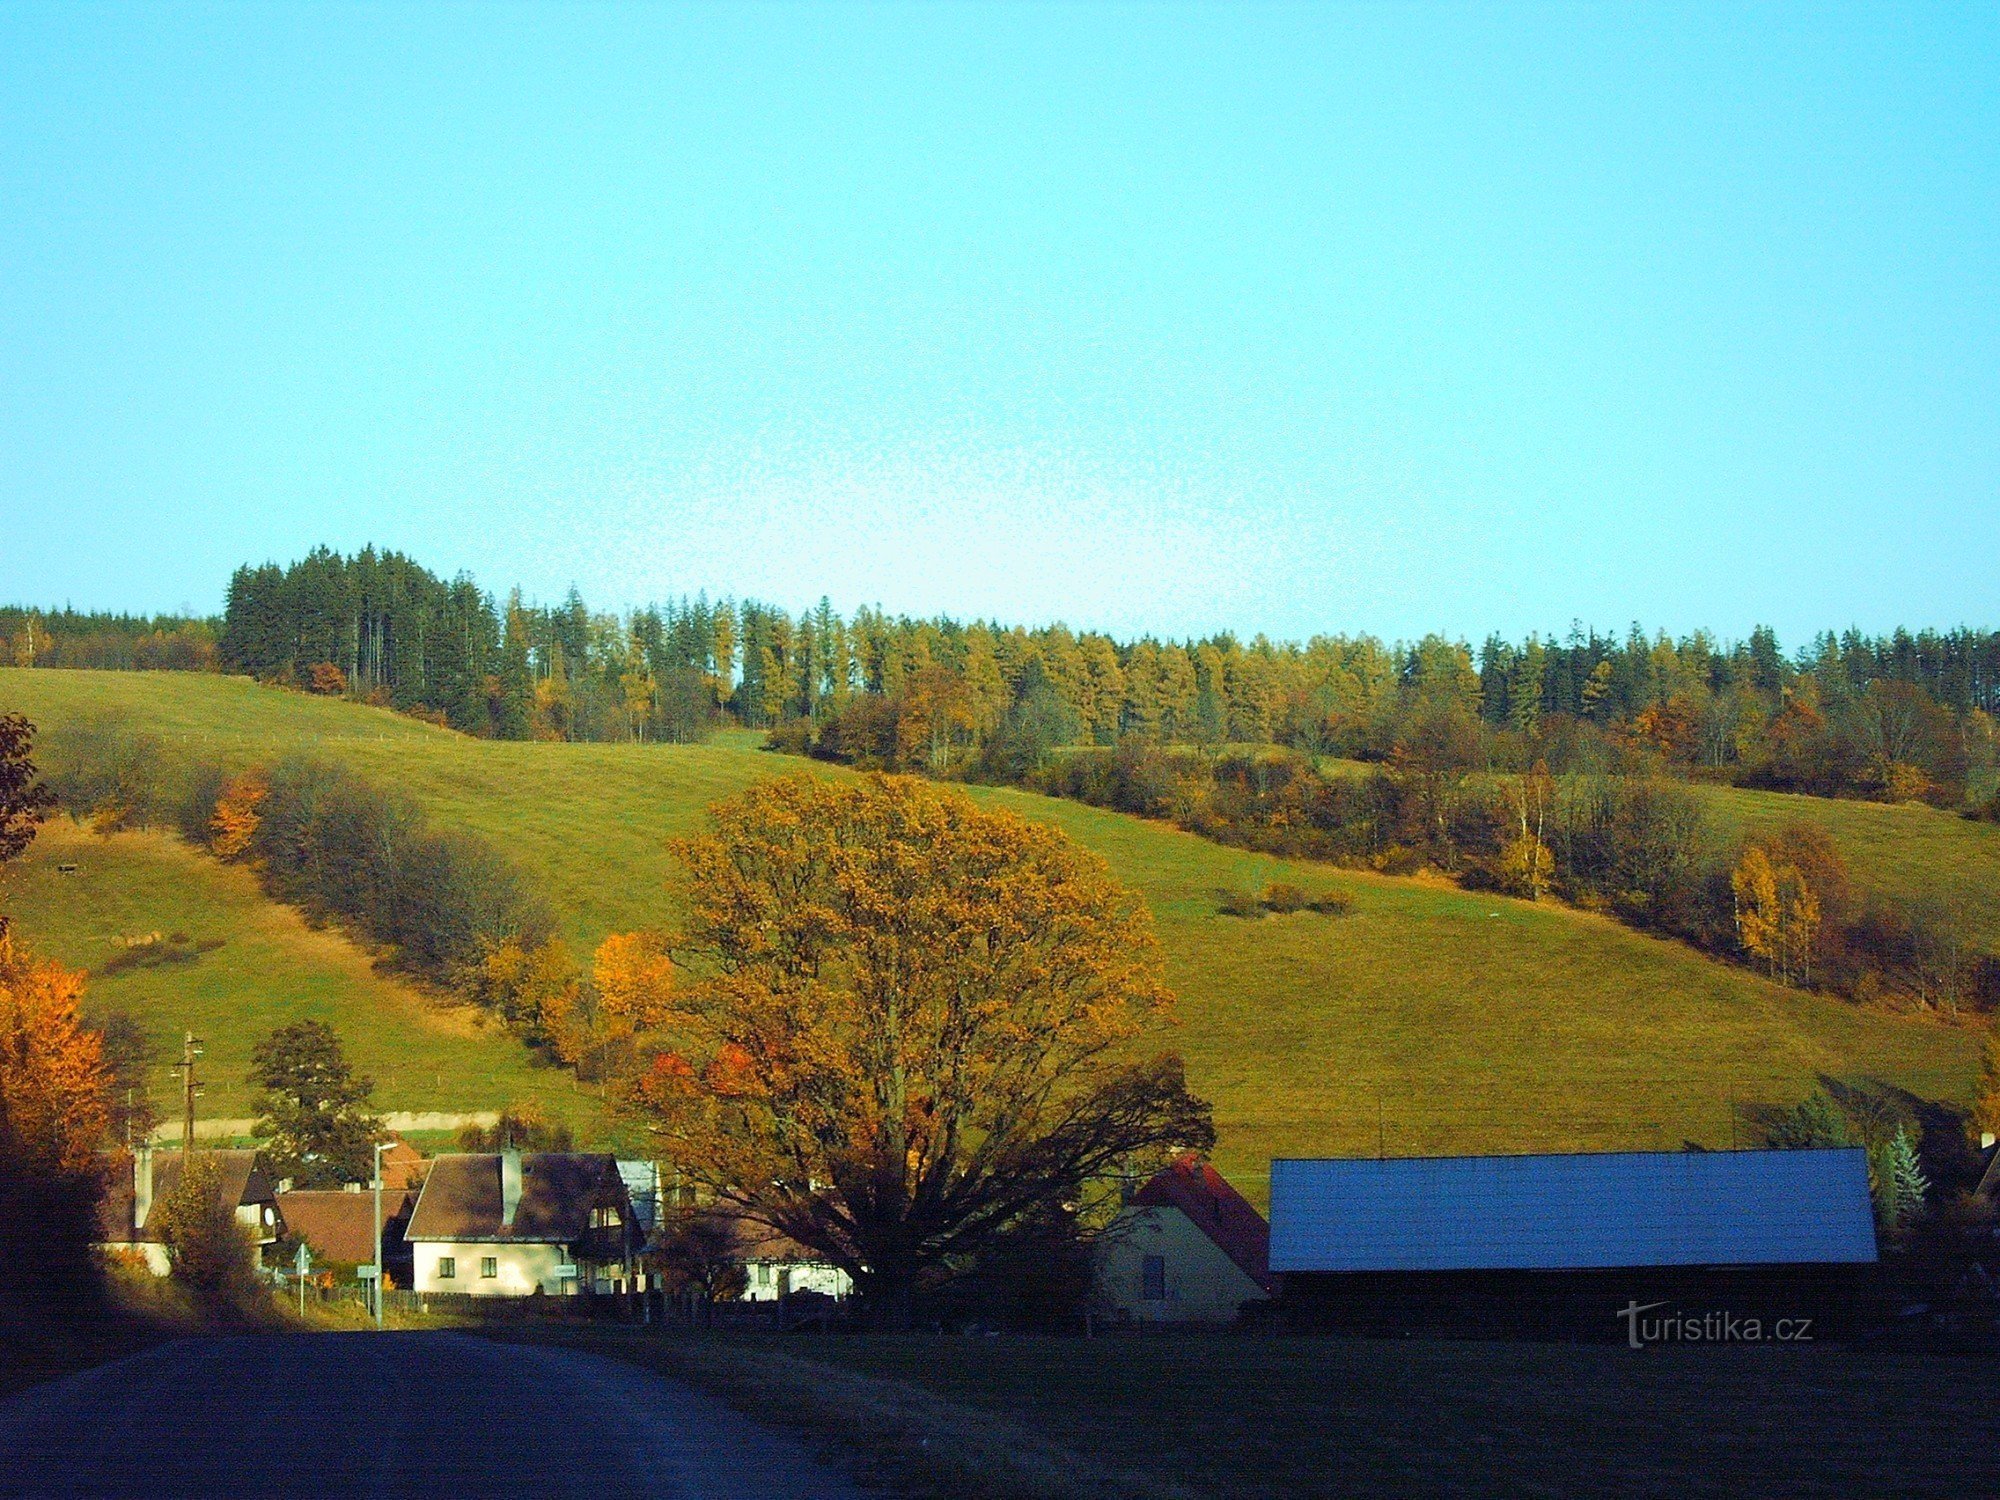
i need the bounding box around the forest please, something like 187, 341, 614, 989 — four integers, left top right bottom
4, 547, 1994, 813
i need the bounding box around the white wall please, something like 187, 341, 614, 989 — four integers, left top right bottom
741, 1259, 852, 1302
412, 1241, 576, 1296
1096, 1206, 1267, 1324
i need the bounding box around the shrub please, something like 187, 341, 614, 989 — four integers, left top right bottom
1261, 882, 1308, 914
150, 1153, 260, 1304
1305, 889, 1354, 916
1215, 887, 1263, 918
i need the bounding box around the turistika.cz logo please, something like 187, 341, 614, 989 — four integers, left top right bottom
1617, 1300, 1814, 1349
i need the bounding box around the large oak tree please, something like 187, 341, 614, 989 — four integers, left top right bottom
619, 772, 1212, 1315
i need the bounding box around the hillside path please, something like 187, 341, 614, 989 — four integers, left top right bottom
0, 1331, 874, 1499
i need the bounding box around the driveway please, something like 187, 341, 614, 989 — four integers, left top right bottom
0, 1331, 874, 1498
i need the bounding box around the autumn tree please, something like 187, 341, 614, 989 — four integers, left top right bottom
208, 768, 269, 859
0, 936, 109, 1317
1731, 845, 1821, 987
1496, 760, 1556, 900
248, 1019, 381, 1186
617, 773, 1213, 1320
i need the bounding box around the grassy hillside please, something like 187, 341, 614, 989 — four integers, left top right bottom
1, 669, 1982, 1202
1, 817, 608, 1136
1696, 783, 2000, 951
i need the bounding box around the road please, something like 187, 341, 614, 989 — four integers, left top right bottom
0, 1332, 875, 1499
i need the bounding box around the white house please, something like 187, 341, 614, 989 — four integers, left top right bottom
733, 1220, 853, 1303
403, 1150, 637, 1297
95, 1147, 282, 1276
1096, 1152, 1274, 1324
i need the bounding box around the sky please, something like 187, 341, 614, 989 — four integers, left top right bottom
1, 3, 1994, 647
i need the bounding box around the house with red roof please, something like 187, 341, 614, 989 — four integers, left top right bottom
1097, 1152, 1274, 1324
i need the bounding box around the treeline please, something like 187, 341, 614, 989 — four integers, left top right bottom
212, 547, 1997, 805
1027, 743, 1997, 1016
10, 546, 2000, 806
0, 606, 219, 672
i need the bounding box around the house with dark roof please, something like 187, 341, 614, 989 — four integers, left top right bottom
1097, 1152, 1274, 1323
276, 1188, 415, 1283
95, 1147, 282, 1276
403, 1149, 637, 1296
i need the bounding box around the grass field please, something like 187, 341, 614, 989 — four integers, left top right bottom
2, 818, 610, 1135
0, 669, 1984, 1195
1694, 781, 2000, 950
514, 1326, 2000, 1499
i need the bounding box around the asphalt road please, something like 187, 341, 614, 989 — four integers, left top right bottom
0, 1332, 875, 1499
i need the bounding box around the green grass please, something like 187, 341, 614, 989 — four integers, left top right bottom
0, 669, 1982, 1204
1695, 781, 2000, 951
1, 816, 608, 1136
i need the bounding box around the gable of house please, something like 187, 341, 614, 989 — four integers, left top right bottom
97, 1149, 277, 1245
1129, 1151, 1274, 1292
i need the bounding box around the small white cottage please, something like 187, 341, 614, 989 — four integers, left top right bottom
1096, 1153, 1274, 1324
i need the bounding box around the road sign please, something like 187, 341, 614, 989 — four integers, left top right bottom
356, 1265, 380, 1280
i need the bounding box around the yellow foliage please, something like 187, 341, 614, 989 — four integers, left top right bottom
627, 772, 1211, 1302
209, 768, 268, 860
593, 929, 677, 1030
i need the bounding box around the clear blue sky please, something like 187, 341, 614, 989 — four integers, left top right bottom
2, 3, 1994, 646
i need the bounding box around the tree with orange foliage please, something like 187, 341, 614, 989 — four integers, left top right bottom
614, 773, 1213, 1320
0, 935, 110, 1316
307, 661, 348, 696
208, 768, 269, 860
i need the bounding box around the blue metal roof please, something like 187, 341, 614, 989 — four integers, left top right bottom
1268, 1149, 1878, 1272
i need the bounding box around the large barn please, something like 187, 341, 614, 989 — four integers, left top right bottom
1269, 1147, 1879, 1339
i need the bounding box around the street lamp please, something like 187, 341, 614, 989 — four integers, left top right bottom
372, 1140, 389, 1330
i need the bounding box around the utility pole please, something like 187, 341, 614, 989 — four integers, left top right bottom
171, 1032, 205, 1156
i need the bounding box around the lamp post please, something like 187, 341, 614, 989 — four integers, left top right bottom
372, 1140, 388, 1330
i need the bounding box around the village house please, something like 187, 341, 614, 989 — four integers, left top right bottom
402, 1149, 637, 1296
275, 1187, 415, 1284
95, 1146, 282, 1275
732, 1219, 853, 1303
1096, 1152, 1274, 1324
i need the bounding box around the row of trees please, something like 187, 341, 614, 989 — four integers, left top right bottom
14, 548, 1993, 806
1006, 740, 1995, 1015
0, 607, 220, 673
37, 717, 553, 992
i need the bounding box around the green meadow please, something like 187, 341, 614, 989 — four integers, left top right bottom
3, 817, 607, 1135
1, 668, 1983, 1201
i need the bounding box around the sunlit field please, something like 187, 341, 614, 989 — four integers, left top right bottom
1, 668, 1978, 1195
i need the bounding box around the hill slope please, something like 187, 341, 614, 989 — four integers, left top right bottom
0, 669, 1981, 1201
3, 817, 607, 1135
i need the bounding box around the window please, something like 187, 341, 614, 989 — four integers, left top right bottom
438, 1256, 457, 1280
1141, 1255, 1167, 1301
481, 1257, 498, 1279
590, 1206, 622, 1229
755, 1262, 772, 1287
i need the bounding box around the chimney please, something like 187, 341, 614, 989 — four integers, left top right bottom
500, 1148, 523, 1228
133, 1145, 155, 1231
